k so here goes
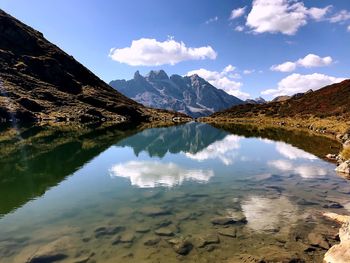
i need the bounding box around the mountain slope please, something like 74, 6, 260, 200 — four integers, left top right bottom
211, 80, 350, 120
0, 9, 180, 122
110, 70, 243, 118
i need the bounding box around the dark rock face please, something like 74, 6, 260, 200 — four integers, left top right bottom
110, 71, 243, 118
0, 9, 177, 123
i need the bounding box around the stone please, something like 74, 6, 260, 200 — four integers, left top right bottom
307, 233, 330, 250
324, 222, 350, 263
143, 236, 161, 246
218, 228, 237, 238
168, 238, 193, 255
323, 212, 350, 224
323, 202, 344, 209
26, 237, 72, 263
154, 227, 174, 237
211, 217, 234, 225
135, 226, 150, 233
336, 160, 350, 174
194, 234, 220, 248
140, 206, 171, 217
94, 225, 125, 238
120, 232, 135, 243
326, 154, 337, 160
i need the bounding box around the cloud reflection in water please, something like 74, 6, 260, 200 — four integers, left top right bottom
110, 161, 214, 188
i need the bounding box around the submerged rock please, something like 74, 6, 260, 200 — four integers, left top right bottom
26, 237, 72, 263
119, 232, 135, 243
307, 232, 330, 250
193, 234, 220, 248
140, 207, 171, 217
168, 238, 193, 255
154, 227, 174, 237
94, 225, 125, 238
143, 236, 161, 246
211, 214, 246, 225
218, 228, 237, 238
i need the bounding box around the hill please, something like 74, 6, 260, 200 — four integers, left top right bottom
211, 80, 350, 120
0, 9, 181, 123
110, 70, 243, 118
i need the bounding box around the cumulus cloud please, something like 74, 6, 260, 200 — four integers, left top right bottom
261, 73, 345, 97
185, 134, 242, 165
205, 16, 218, 24
329, 10, 350, 23
230, 7, 246, 20
109, 38, 217, 66
271, 54, 333, 72
187, 65, 250, 99
246, 0, 331, 35
275, 142, 317, 160
110, 161, 214, 188
268, 159, 328, 179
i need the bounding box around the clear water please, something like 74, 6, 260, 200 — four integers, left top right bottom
0, 122, 349, 263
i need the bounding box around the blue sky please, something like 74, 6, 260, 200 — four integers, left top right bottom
1, 0, 349, 99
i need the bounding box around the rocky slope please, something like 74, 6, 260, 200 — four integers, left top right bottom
0, 9, 182, 123
110, 70, 243, 118
211, 80, 350, 120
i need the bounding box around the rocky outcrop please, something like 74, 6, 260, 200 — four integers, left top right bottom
323, 213, 350, 263
0, 9, 183, 123
110, 70, 243, 118
336, 160, 350, 174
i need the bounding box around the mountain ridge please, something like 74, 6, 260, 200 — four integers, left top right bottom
0, 9, 183, 123
110, 70, 244, 118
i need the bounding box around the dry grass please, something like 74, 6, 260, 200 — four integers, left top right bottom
341, 146, 350, 160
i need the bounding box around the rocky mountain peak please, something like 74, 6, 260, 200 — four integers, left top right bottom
146, 70, 169, 81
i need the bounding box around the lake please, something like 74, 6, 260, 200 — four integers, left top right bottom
0, 122, 349, 262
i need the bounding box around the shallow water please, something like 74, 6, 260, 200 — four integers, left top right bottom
0, 122, 349, 262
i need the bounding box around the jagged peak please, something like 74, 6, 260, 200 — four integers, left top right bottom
146, 70, 169, 80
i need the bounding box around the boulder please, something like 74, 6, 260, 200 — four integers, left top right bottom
26, 237, 72, 263
324, 222, 350, 263
307, 233, 329, 250
336, 161, 350, 174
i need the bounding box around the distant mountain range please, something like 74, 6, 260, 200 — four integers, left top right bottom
110, 70, 243, 118
0, 9, 179, 123
211, 80, 350, 120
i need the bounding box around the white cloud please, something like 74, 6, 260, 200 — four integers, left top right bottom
205, 16, 218, 24
185, 134, 241, 165
268, 159, 328, 179
275, 142, 317, 160
348, 25, 350, 32
246, 0, 331, 35
262, 73, 345, 97
234, 25, 245, 32
109, 161, 214, 188
230, 7, 246, 20
187, 65, 250, 99
109, 38, 217, 66
329, 10, 350, 23
271, 54, 333, 72
271, 61, 297, 72
243, 69, 255, 74
308, 6, 332, 21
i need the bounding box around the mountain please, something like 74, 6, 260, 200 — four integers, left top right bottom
211, 80, 350, 120
110, 70, 243, 118
0, 9, 181, 123
271, 95, 291, 102
117, 122, 226, 158
245, 97, 267, 104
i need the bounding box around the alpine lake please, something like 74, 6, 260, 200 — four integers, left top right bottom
0, 121, 349, 263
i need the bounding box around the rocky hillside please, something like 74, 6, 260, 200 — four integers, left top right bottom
110, 70, 243, 118
211, 79, 350, 120
0, 9, 181, 123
